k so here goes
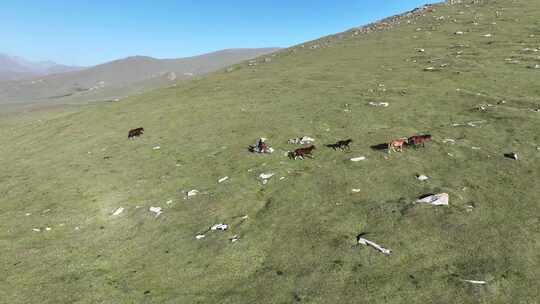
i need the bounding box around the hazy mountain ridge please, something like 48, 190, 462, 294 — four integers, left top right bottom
0, 53, 84, 81
0, 48, 279, 104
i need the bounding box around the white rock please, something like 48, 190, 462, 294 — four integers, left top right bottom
230, 235, 239, 242
350, 156, 366, 162
352, 189, 361, 193
112, 207, 124, 216
482, 33, 492, 37
45, 227, 52, 231
25, 213, 31, 216
186, 190, 199, 198
241, 215, 249, 220
288, 136, 315, 145
455, 31, 464, 35
152, 145, 161, 150
218, 176, 229, 183
415, 193, 449, 206
357, 236, 391, 255
368, 101, 389, 107
166, 200, 173, 205
149, 206, 163, 217
259, 173, 275, 181
195, 234, 206, 240
210, 223, 228, 231
504, 153, 518, 160
462, 279, 487, 285
32, 228, 41, 232
416, 175, 429, 181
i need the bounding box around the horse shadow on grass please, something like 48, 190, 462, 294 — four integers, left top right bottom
370, 143, 389, 152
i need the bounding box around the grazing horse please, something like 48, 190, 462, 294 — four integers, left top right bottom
290, 145, 316, 159
128, 127, 144, 139
388, 138, 408, 153
408, 135, 432, 148
326, 139, 353, 151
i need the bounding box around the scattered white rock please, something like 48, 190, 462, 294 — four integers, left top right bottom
504, 152, 518, 160
195, 234, 206, 240
152, 145, 161, 150
25, 213, 31, 216
149, 206, 163, 217
443, 138, 456, 144
45, 227, 52, 231
466, 120, 487, 127
279, 177, 286, 181
166, 200, 173, 205
455, 31, 464, 35
415, 193, 449, 206
350, 156, 367, 162
259, 173, 275, 185
218, 176, 229, 183
357, 235, 391, 255
229, 235, 240, 242
352, 189, 361, 193
462, 279, 487, 285
482, 33, 492, 37
210, 223, 229, 231
186, 189, 199, 198
32, 228, 41, 232
241, 215, 249, 220
74, 226, 80, 231
288, 136, 315, 145
368, 102, 389, 107
416, 175, 429, 181
112, 207, 124, 216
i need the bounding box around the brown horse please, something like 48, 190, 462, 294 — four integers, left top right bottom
128, 127, 144, 139
388, 138, 408, 153
290, 145, 316, 159
408, 135, 432, 148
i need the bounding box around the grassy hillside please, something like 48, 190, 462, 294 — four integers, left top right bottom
1, 1, 540, 303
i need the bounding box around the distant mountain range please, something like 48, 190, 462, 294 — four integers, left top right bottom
0, 54, 84, 82
0, 48, 279, 105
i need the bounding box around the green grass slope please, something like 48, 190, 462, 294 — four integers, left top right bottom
1, 1, 540, 303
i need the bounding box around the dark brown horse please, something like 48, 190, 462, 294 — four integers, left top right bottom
408, 135, 432, 148
290, 145, 316, 159
128, 127, 144, 139
326, 139, 353, 151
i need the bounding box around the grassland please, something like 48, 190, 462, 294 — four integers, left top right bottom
1, 1, 539, 303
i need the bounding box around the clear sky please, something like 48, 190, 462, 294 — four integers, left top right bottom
1, 1, 436, 66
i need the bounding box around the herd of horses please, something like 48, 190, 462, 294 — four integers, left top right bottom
289, 135, 432, 159
127, 127, 432, 160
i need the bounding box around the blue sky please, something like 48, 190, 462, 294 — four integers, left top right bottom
1, 1, 435, 66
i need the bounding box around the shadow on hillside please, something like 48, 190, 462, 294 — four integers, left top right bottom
370, 143, 388, 152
